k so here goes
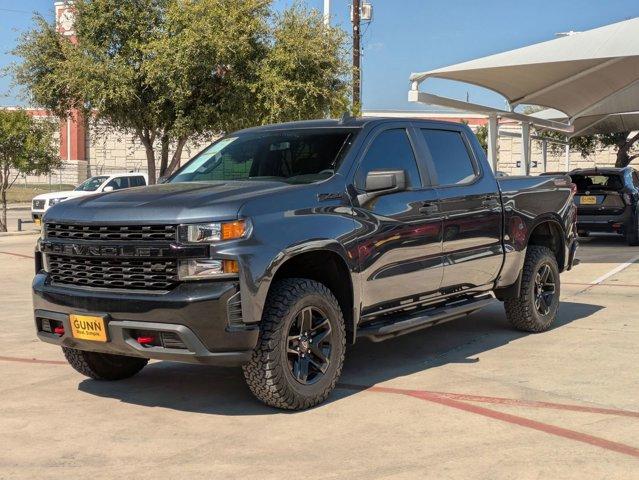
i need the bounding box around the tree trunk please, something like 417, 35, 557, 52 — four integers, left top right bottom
138, 130, 157, 185
165, 137, 188, 177
159, 134, 169, 178
615, 132, 639, 167
0, 167, 8, 233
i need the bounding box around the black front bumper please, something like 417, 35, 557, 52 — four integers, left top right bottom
33, 273, 259, 366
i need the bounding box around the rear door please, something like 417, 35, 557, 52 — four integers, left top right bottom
351, 124, 444, 317
417, 126, 503, 292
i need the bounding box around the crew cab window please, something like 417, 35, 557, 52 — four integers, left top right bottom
129, 176, 146, 187
421, 129, 477, 186
105, 177, 130, 190
171, 129, 357, 185
356, 129, 421, 189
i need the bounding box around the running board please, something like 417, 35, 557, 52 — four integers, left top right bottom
357, 294, 497, 342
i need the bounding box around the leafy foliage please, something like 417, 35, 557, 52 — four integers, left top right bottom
13, 0, 350, 183
0, 109, 60, 231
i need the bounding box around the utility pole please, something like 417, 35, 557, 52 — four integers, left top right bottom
352, 0, 361, 112
323, 0, 330, 27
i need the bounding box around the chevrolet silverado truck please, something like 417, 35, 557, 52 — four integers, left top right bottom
33, 118, 578, 410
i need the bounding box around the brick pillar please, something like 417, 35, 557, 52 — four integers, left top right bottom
55, 1, 87, 182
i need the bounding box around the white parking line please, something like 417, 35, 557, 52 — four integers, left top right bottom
590, 254, 639, 285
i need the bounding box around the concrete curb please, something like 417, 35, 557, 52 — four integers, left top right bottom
0, 230, 39, 237
5, 204, 31, 211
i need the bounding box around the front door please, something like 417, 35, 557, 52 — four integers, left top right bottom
350, 126, 444, 318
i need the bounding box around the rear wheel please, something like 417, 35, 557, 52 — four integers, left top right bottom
505, 246, 560, 333
242, 278, 346, 410
62, 347, 148, 380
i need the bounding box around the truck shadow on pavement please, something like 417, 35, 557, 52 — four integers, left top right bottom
78, 300, 602, 415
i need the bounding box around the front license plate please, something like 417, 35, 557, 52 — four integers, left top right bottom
580, 195, 597, 205
34, 218, 41, 226
69, 314, 108, 342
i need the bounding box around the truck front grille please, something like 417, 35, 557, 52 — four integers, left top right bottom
46, 223, 177, 241
48, 255, 178, 291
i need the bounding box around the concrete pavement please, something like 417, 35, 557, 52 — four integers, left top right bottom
1, 234, 638, 479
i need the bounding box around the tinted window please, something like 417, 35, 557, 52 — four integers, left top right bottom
75, 176, 109, 191
571, 174, 623, 192
106, 177, 130, 190
171, 129, 356, 185
130, 176, 146, 187
421, 129, 476, 185
356, 129, 421, 189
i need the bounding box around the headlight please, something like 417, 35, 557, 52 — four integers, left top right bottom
177, 220, 248, 243
48, 197, 67, 206
178, 259, 239, 280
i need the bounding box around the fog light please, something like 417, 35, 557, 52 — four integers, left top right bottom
178, 259, 239, 280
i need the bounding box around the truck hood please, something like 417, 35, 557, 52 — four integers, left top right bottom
33, 190, 92, 202
44, 180, 292, 224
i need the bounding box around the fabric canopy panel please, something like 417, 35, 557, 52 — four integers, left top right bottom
532, 108, 639, 137
410, 17, 639, 121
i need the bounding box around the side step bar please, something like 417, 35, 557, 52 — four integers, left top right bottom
357, 294, 497, 342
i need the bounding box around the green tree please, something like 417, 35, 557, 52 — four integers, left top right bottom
13, 0, 349, 183
0, 109, 60, 232
474, 124, 488, 152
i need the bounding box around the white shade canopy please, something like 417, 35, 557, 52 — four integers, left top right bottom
532, 108, 639, 137
410, 17, 639, 122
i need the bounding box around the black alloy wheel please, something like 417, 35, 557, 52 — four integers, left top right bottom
287, 306, 333, 385
533, 264, 556, 316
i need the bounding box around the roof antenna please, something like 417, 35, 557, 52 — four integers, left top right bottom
339, 111, 354, 124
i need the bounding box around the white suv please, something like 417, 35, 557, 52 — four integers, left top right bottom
31, 173, 148, 224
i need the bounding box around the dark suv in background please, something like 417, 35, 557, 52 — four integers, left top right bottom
570, 167, 639, 245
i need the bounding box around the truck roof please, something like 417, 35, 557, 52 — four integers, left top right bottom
236, 117, 469, 133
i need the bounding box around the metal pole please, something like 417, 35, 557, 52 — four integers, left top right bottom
564, 137, 571, 171
352, 0, 361, 111
542, 139, 548, 173
487, 115, 498, 172
521, 122, 531, 175
323, 0, 330, 27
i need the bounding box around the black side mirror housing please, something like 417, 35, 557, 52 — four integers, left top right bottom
365, 170, 406, 193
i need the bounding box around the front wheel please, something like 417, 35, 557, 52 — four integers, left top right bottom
242, 278, 346, 410
505, 246, 560, 333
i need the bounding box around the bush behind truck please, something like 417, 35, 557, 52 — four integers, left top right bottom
33, 118, 577, 410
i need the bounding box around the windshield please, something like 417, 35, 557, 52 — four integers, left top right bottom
170, 128, 357, 185
75, 176, 109, 191
571, 174, 624, 192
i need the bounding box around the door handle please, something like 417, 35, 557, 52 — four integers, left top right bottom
419, 202, 439, 214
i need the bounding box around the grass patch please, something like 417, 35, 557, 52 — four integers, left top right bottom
6, 184, 76, 204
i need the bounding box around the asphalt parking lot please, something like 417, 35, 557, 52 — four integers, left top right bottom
1, 234, 638, 479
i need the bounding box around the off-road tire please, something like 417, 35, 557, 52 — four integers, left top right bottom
62, 347, 148, 380
242, 278, 346, 410
626, 214, 639, 246
505, 246, 560, 333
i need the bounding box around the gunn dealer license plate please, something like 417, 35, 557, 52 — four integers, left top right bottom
580, 195, 597, 205
69, 314, 108, 342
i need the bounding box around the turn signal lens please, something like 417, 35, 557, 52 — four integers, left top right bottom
223, 260, 239, 274
221, 221, 246, 240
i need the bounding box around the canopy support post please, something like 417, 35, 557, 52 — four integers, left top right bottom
487, 114, 498, 171
564, 138, 571, 171
542, 139, 548, 173
521, 122, 531, 175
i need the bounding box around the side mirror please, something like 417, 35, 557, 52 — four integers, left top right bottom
103, 186, 114, 193
365, 170, 406, 193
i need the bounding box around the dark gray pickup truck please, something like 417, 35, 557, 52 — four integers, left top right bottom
33, 118, 578, 410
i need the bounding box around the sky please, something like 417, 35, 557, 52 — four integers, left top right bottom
2, 0, 639, 111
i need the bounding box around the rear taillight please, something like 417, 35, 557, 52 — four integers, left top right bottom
570, 183, 577, 197
623, 193, 632, 205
